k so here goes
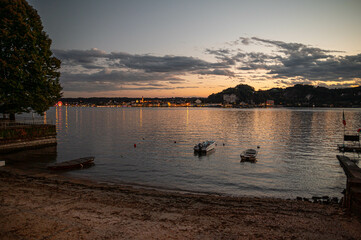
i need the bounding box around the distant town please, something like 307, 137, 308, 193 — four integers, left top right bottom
58, 97, 276, 108
59, 84, 361, 108
58, 97, 216, 108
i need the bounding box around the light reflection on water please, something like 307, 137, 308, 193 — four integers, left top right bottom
10, 107, 361, 198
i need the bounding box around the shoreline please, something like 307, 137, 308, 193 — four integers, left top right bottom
1, 166, 361, 239
3, 164, 342, 201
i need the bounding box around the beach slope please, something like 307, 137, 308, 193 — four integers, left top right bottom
1, 169, 360, 239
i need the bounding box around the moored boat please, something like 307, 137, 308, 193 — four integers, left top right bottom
240, 149, 257, 162
194, 141, 216, 152
47, 157, 95, 170
338, 111, 361, 153
337, 134, 361, 153
337, 144, 361, 153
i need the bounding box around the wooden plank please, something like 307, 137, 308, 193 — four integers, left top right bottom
337, 155, 361, 216
337, 155, 360, 178
47, 157, 94, 170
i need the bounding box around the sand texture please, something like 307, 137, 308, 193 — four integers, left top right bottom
1, 168, 361, 240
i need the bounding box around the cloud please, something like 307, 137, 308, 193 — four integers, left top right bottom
55, 49, 230, 74
59, 69, 190, 92
54, 49, 235, 92
55, 37, 361, 95
205, 48, 236, 65
237, 37, 251, 45
206, 37, 361, 85
227, 37, 251, 46
110, 53, 217, 73
196, 69, 235, 77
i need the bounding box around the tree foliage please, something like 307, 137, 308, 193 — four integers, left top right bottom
0, 0, 62, 118
207, 84, 361, 107
208, 84, 255, 103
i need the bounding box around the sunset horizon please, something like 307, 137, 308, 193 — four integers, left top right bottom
27, 0, 361, 98
2, 1, 361, 238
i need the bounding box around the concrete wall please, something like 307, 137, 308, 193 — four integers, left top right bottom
0, 123, 57, 154
0, 136, 57, 154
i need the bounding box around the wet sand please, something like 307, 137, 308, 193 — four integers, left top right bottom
1, 167, 361, 240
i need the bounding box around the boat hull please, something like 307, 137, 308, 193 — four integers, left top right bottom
338, 144, 361, 153
194, 141, 216, 152
240, 149, 257, 162
240, 156, 257, 162
47, 157, 95, 170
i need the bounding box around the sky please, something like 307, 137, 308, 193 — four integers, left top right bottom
27, 0, 361, 98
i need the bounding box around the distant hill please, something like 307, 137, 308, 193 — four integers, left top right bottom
207, 84, 361, 107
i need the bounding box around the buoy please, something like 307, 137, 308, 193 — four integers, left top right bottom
174, 141, 177, 143
257, 146, 260, 149
134, 144, 137, 148
223, 143, 225, 146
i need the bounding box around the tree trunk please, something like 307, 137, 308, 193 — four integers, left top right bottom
9, 113, 15, 121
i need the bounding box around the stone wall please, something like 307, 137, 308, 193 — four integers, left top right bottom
0, 123, 57, 153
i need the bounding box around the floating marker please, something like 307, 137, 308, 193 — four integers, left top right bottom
134, 144, 136, 148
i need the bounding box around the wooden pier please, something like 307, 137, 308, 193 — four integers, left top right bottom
337, 155, 361, 216
338, 144, 361, 153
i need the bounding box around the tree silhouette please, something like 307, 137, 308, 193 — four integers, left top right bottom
0, 0, 62, 120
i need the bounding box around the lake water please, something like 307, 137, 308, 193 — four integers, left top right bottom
7, 107, 361, 198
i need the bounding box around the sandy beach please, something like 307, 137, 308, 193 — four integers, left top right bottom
1, 167, 361, 240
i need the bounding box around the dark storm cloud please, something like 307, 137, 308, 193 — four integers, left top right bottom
63, 73, 198, 92
59, 65, 206, 92
255, 37, 361, 82
60, 70, 185, 85
55, 37, 361, 93
64, 82, 198, 92
109, 53, 217, 73
206, 37, 361, 84
55, 49, 230, 73
54, 49, 234, 91
53, 48, 107, 64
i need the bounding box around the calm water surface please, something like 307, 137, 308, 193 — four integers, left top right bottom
8, 107, 361, 198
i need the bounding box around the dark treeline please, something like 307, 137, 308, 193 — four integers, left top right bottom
61, 84, 361, 107
207, 84, 361, 107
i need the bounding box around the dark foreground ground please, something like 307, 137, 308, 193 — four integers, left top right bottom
1, 167, 361, 240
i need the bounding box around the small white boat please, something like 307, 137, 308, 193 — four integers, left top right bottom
194, 141, 216, 152
240, 149, 257, 162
